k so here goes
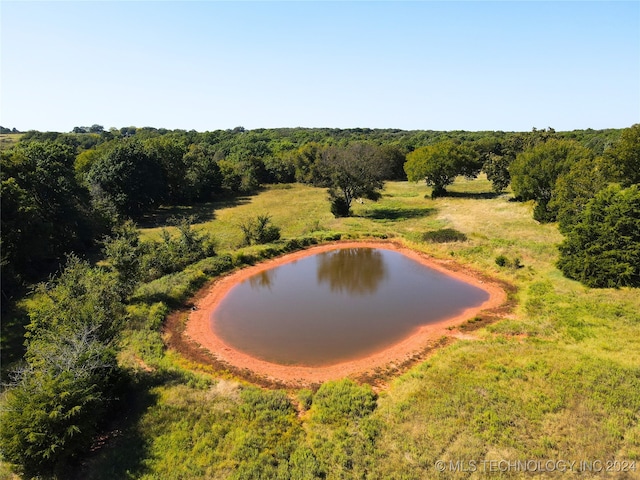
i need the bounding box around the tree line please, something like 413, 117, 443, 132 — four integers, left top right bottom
1, 124, 626, 299
508, 126, 639, 288
0, 126, 21, 134
403, 125, 639, 287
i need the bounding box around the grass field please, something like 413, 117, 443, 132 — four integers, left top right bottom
0, 133, 22, 151
8, 177, 639, 479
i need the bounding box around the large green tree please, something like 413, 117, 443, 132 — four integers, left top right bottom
182, 143, 223, 201
87, 139, 166, 218
316, 143, 389, 217
379, 144, 407, 180
292, 142, 323, 184
604, 124, 640, 187
0, 141, 96, 289
557, 184, 640, 288
474, 135, 526, 193
404, 141, 481, 197
549, 155, 609, 233
144, 136, 188, 203
0, 257, 124, 477
509, 139, 592, 222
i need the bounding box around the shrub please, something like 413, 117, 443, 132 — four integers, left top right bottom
422, 228, 467, 243
200, 254, 235, 276
106, 217, 216, 285
311, 379, 377, 425
239, 388, 295, 421
330, 195, 351, 217
284, 238, 302, 251
0, 258, 123, 477
234, 251, 257, 266
495, 255, 523, 269
0, 342, 118, 478
257, 224, 281, 244
289, 446, 322, 479
322, 232, 343, 242
238, 214, 281, 246
557, 184, 640, 288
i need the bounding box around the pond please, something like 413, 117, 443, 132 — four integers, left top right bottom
212, 247, 489, 366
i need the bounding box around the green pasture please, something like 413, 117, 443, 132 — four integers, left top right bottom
7, 177, 639, 479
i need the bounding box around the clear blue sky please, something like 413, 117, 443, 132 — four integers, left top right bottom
1, 1, 638, 132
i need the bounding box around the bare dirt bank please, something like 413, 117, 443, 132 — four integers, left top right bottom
179, 241, 509, 387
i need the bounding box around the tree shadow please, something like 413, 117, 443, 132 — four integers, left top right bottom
73, 369, 187, 480
361, 206, 436, 221
137, 193, 253, 229
422, 228, 468, 243
129, 292, 184, 311
443, 191, 501, 200
0, 302, 29, 382
317, 248, 388, 295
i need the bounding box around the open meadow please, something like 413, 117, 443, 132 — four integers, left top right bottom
45, 176, 640, 479
0, 134, 23, 151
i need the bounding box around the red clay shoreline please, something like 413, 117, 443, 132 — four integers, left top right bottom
183, 241, 508, 386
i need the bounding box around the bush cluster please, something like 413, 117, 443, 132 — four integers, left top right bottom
495, 255, 523, 269
238, 214, 281, 246
0, 257, 124, 478
507, 125, 639, 288
422, 228, 467, 243
557, 185, 640, 288
104, 217, 216, 292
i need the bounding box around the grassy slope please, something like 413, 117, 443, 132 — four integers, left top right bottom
72, 179, 640, 479
0, 133, 23, 151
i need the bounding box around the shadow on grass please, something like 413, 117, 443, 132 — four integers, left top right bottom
74, 369, 187, 480
129, 292, 183, 310
361, 206, 436, 221
442, 191, 500, 200
130, 285, 205, 310
422, 228, 468, 243
0, 303, 30, 382
129, 267, 213, 309
137, 193, 253, 229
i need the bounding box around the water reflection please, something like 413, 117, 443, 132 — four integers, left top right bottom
316, 248, 388, 296
248, 269, 276, 290
213, 248, 490, 366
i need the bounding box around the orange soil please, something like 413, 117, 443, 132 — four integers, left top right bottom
183, 241, 508, 385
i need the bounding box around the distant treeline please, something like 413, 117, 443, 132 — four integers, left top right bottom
0, 126, 21, 134
1, 125, 637, 300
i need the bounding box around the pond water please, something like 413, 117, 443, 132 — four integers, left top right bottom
212, 247, 489, 366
